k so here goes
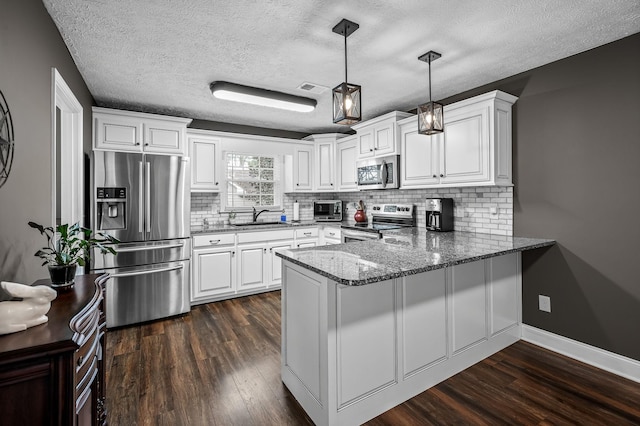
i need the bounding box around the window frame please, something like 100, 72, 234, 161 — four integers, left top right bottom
221, 151, 282, 213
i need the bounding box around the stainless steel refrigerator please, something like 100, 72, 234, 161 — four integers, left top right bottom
91, 151, 190, 328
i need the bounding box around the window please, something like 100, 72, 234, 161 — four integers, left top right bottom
225, 153, 281, 210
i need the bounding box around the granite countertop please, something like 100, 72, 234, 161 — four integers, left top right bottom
276, 230, 555, 286
190, 220, 319, 234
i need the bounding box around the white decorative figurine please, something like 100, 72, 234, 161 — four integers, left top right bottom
0, 281, 57, 335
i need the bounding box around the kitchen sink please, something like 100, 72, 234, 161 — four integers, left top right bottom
231, 221, 285, 227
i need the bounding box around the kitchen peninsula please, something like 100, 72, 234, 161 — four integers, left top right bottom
277, 231, 554, 426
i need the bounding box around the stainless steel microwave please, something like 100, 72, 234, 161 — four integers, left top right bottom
313, 200, 343, 222
356, 155, 400, 190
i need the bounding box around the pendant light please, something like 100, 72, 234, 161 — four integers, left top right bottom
332, 19, 361, 125
417, 51, 444, 135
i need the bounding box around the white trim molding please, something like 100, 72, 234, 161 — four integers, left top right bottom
522, 325, 640, 384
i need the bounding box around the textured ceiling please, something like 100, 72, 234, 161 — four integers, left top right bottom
43, 0, 640, 135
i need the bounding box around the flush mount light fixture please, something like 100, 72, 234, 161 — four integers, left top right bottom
209, 81, 317, 113
417, 51, 444, 135
332, 18, 361, 125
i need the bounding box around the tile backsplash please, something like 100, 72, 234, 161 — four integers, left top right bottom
191, 186, 513, 235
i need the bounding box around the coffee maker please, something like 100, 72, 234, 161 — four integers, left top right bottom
425, 198, 454, 232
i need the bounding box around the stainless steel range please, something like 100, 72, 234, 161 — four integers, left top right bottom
341, 203, 416, 243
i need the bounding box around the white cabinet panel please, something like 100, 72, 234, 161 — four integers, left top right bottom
401, 270, 447, 377
399, 122, 439, 188
267, 241, 293, 286
293, 147, 313, 191
336, 136, 358, 191
189, 134, 220, 191
337, 280, 396, 407
315, 141, 334, 191
95, 115, 141, 152
237, 244, 266, 290
489, 252, 520, 335
450, 260, 487, 354
144, 121, 184, 153
283, 266, 322, 402
439, 108, 489, 184
191, 246, 235, 302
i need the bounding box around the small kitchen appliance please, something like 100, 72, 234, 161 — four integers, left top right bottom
426, 198, 454, 232
341, 203, 415, 242
356, 154, 400, 190
313, 200, 343, 222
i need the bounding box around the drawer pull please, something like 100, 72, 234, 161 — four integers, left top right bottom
329, 232, 335, 236
303, 232, 312, 236
77, 355, 84, 366
209, 239, 221, 245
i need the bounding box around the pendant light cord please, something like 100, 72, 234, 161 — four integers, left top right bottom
428, 58, 432, 103
344, 28, 348, 82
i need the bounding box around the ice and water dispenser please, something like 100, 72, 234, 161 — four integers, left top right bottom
425, 198, 454, 232
96, 187, 126, 230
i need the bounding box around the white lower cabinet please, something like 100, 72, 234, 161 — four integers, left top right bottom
191, 229, 297, 304
295, 227, 319, 248
237, 243, 267, 291
321, 226, 342, 245
191, 234, 236, 303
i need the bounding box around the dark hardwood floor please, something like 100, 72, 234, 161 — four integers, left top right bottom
106, 290, 640, 425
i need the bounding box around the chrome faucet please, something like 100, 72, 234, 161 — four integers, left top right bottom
252, 207, 269, 222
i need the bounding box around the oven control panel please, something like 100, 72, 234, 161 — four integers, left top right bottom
371, 204, 414, 217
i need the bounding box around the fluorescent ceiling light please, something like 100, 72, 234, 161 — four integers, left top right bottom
210, 81, 316, 113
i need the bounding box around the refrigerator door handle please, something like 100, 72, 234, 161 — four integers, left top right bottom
109, 264, 184, 278
145, 161, 151, 233
138, 161, 144, 233
115, 241, 185, 253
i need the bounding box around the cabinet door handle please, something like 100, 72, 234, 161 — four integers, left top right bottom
215, 182, 219, 185
329, 232, 335, 236
373, 147, 377, 150
369, 148, 373, 152
432, 174, 437, 178
440, 174, 444, 178
270, 247, 273, 252
297, 244, 300, 248
263, 248, 267, 253
209, 239, 220, 245
232, 251, 235, 256
135, 142, 141, 146
330, 183, 333, 186
145, 143, 149, 146
296, 183, 299, 186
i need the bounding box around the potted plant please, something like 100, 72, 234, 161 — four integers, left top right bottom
28, 221, 119, 289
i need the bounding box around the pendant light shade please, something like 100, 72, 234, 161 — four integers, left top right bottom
332, 19, 361, 125
418, 51, 444, 135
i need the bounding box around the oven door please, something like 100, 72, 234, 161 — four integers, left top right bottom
342, 229, 381, 243
356, 155, 399, 190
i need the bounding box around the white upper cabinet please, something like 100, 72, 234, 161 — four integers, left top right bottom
188, 131, 220, 192
293, 145, 313, 191
93, 107, 191, 155
336, 135, 358, 192
352, 111, 413, 159
399, 91, 517, 188
305, 134, 349, 192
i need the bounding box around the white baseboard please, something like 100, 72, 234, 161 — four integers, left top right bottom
521, 325, 640, 384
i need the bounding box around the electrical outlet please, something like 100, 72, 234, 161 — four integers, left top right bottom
538, 295, 551, 313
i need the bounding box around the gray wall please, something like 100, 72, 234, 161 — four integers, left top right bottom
443, 33, 640, 360
0, 0, 94, 284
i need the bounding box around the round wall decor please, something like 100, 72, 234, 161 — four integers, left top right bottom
0, 90, 15, 189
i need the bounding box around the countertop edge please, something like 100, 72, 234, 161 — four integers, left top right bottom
277, 239, 555, 286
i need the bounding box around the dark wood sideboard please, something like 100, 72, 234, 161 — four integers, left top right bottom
0, 274, 109, 426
